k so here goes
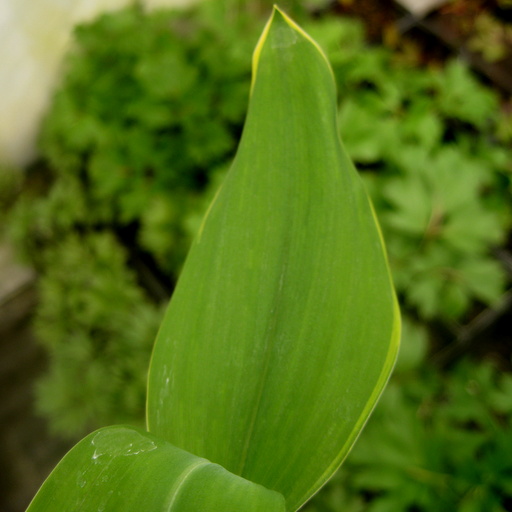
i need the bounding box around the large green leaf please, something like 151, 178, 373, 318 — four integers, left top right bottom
26, 426, 285, 512
147, 6, 400, 512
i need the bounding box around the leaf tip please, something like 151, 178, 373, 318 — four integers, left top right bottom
250, 5, 333, 95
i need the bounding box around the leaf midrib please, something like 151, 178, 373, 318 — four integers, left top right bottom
165, 459, 210, 511
236, 232, 292, 478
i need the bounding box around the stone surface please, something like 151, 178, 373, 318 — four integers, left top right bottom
0, 244, 35, 306
0, 243, 71, 512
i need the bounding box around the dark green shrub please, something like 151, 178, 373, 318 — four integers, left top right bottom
18, 3, 258, 275
33, 231, 164, 434
305, 354, 512, 512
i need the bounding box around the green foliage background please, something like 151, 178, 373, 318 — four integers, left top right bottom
7, 2, 512, 511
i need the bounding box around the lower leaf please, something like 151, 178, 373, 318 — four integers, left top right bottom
26, 425, 285, 512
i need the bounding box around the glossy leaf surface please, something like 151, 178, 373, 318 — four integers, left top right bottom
147, 6, 400, 512
26, 426, 285, 512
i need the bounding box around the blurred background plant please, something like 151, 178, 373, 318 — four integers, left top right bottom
303, 326, 512, 512
3, 0, 512, 511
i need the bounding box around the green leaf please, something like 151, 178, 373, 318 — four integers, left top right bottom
147, 7, 399, 512
435, 60, 498, 127
402, 109, 443, 150
338, 99, 399, 163
382, 172, 433, 236
26, 426, 285, 512
461, 257, 506, 305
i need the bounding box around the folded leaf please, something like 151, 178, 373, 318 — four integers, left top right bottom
147, 6, 400, 512
26, 426, 285, 512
